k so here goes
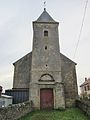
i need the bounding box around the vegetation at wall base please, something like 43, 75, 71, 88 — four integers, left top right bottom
18, 108, 90, 120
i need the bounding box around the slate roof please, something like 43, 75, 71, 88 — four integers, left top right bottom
80, 78, 90, 87
34, 8, 57, 23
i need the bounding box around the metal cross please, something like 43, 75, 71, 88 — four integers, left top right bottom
44, 1, 46, 10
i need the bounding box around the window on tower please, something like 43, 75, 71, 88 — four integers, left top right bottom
44, 30, 48, 37
45, 46, 47, 50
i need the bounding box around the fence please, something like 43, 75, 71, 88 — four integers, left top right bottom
5, 89, 29, 104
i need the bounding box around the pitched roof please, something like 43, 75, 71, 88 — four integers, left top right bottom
60, 53, 77, 65
13, 52, 76, 66
80, 78, 90, 87
13, 52, 32, 65
34, 8, 57, 23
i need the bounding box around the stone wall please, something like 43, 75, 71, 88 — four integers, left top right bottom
13, 52, 32, 89
76, 99, 90, 116
0, 101, 32, 120
61, 53, 78, 107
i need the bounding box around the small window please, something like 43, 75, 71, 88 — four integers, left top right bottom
45, 46, 47, 50
44, 30, 48, 37
46, 64, 48, 67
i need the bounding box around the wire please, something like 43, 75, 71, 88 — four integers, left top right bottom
73, 0, 88, 59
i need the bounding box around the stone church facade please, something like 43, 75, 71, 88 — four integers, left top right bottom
7, 9, 78, 109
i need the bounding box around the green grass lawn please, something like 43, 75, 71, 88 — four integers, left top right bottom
18, 108, 90, 120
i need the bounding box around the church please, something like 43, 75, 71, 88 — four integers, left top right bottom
6, 8, 78, 109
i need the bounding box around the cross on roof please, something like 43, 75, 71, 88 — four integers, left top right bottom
44, 1, 46, 10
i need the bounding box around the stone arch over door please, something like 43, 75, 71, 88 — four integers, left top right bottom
39, 74, 54, 81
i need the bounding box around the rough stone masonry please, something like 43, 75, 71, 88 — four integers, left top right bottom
6, 8, 78, 109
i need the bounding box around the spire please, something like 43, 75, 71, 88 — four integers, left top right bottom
34, 9, 57, 23
33, 0, 58, 23
33, 1, 58, 23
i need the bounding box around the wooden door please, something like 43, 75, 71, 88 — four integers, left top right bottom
40, 88, 54, 109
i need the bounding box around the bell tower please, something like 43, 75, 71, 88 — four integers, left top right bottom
29, 9, 65, 109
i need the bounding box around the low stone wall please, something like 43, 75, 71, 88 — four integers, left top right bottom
0, 101, 32, 120
76, 99, 90, 116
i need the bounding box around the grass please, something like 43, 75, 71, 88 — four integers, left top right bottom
18, 108, 90, 120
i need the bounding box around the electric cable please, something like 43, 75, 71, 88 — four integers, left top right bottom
73, 0, 88, 59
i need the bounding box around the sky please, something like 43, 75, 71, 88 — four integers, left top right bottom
0, 0, 90, 93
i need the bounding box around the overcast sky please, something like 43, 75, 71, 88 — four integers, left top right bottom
0, 0, 90, 93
